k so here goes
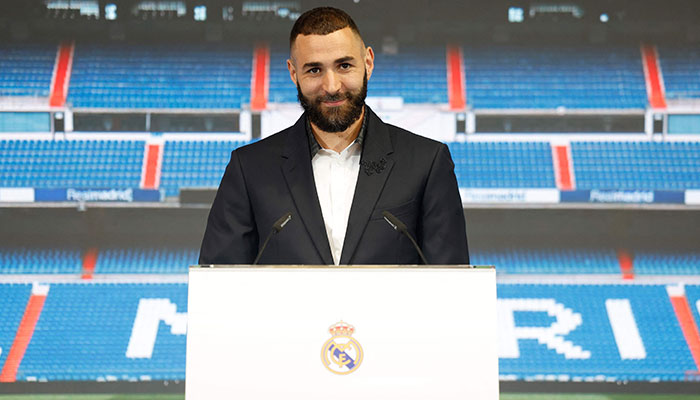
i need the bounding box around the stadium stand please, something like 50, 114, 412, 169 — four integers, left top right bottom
268, 48, 297, 103
462, 45, 648, 109
446, 142, 556, 188
0, 247, 82, 274
570, 141, 700, 190
368, 47, 449, 103
498, 283, 698, 381
2, 40, 699, 388
657, 45, 700, 100
95, 247, 198, 274
67, 44, 252, 109
470, 248, 619, 274
1, 282, 698, 382
633, 250, 700, 275
159, 139, 249, 197
0, 139, 144, 189
164, 141, 555, 196
0, 285, 32, 370
0, 43, 55, 98
0, 42, 689, 111
0, 247, 198, 275
5, 246, 699, 276
17, 283, 187, 381
2, 139, 699, 194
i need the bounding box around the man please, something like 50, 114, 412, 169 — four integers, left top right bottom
199, 7, 468, 265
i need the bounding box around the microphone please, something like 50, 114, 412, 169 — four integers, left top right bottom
382, 211, 429, 265
253, 212, 292, 265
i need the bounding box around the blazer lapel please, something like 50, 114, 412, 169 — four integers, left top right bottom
281, 115, 334, 265
339, 108, 395, 264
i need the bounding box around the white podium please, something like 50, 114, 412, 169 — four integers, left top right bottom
186, 265, 498, 399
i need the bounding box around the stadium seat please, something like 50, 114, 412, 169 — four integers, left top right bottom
67, 43, 252, 109
462, 45, 648, 109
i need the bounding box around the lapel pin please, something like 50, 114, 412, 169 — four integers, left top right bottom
360, 157, 387, 176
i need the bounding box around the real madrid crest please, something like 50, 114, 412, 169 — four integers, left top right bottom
321, 321, 363, 375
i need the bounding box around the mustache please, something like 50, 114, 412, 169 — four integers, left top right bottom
315, 92, 351, 103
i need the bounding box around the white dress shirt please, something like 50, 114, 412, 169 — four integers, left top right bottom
311, 140, 362, 265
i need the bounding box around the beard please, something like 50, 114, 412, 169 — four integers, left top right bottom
297, 72, 367, 133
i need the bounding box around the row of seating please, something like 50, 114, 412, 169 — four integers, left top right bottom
658, 45, 700, 100
1, 246, 697, 275
3, 139, 698, 193
571, 141, 700, 190
3, 283, 187, 381
0, 43, 55, 98
5, 43, 700, 108
2, 282, 698, 381
448, 142, 555, 188
160, 140, 246, 196
463, 45, 648, 109
0, 140, 143, 189
67, 44, 252, 109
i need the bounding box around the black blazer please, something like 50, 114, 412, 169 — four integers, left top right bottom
199, 107, 469, 265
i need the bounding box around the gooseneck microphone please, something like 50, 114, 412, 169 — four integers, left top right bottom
382, 211, 429, 265
253, 212, 292, 265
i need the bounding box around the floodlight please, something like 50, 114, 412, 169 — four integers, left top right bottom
194, 5, 207, 21
105, 3, 117, 20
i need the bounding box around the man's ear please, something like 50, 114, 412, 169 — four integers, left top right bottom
287, 58, 298, 86
364, 46, 375, 80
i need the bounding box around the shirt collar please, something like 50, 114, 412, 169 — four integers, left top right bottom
306, 106, 368, 158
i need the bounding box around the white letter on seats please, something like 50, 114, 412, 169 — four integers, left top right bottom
605, 299, 646, 359
498, 298, 590, 359
126, 298, 187, 359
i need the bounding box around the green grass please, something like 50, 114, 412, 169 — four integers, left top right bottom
501, 395, 700, 400
2, 395, 700, 400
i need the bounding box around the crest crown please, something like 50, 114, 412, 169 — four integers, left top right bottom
328, 321, 355, 336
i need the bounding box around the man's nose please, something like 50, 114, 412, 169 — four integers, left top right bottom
322, 71, 341, 93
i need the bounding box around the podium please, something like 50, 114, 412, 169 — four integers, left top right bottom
186, 265, 498, 399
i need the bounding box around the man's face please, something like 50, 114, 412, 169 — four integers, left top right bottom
288, 27, 374, 133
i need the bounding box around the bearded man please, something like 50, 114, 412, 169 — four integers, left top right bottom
199, 7, 469, 265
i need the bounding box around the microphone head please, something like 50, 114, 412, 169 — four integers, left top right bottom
273, 212, 292, 232
382, 210, 407, 233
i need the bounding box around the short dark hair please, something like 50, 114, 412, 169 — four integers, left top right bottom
289, 7, 362, 49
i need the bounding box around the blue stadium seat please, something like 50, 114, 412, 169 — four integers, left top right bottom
471, 248, 619, 274
658, 45, 700, 100
571, 141, 700, 190
463, 45, 648, 109
0, 43, 55, 98
0, 247, 82, 274
0, 140, 144, 189
16, 283, 187, 381
0, 284, 33, 369
446, 141, 556, 188
633, 250, 700, 275
268, 48, 297, 103
499, 283, 696, 381
2, 282, 698, 382
67, 43, 252, 109
95, 247, 198, 274
159, 140, 250, 197
368, 48, 448, 103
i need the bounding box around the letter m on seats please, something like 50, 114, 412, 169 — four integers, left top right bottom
126, 298, 187, 359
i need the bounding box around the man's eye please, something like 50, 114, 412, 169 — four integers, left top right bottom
308, 67, 320, 74
339, 63, 351, 70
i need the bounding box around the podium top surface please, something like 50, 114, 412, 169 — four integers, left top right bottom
190, 264, 492, 270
